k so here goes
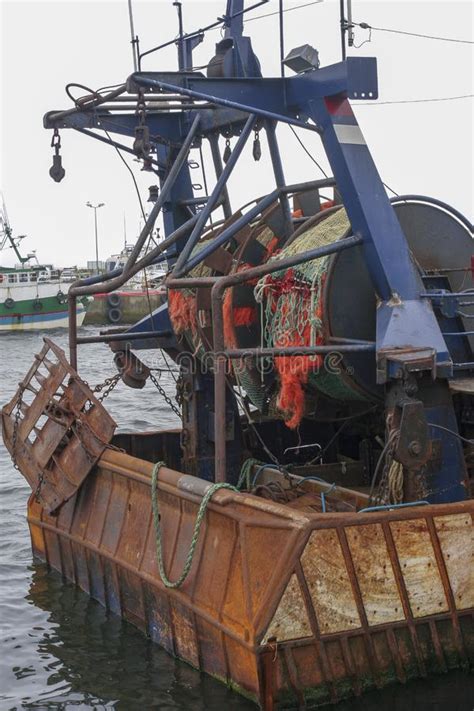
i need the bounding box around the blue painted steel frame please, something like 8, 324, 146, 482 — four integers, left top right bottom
43, 17, 468, 500
46, 54, 451, 371
129, 59, 450, 372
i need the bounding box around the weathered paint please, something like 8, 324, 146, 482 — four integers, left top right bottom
262, 574, 312, 644
300, 529, 362, 634
25, 448, 474, 709
390, 519, 449, 618
346, 523, 405, 626
434, 513, 474, 610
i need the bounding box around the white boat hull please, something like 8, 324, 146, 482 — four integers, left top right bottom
0, 303, 88, 332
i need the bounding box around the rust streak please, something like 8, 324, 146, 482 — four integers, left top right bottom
340, 636, 362, 696
189, 510, 209, 604
169, 496, 184, 581
239, 523, 254, 625
282, 646, 305, 708
386, 627, 406, 683
428, 619, 447, 672
425, 516, 467, 665
382, 521, 427, 677
219, 519, 239, 622
337, 526, 383, 689
295, 560, 337, 703
27, 515, 257, 651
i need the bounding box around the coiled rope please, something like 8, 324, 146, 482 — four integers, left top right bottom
151, 462, 238, 589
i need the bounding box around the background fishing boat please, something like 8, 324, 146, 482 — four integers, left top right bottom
0, 199, 91, 332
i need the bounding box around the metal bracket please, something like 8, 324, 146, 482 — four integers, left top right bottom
393, 399, 432, 469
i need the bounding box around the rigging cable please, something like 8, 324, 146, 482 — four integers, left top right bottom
104, 128, 147, 223
288, 124, 399, 198
353, 21, 474, 45
244, 0, 323, 24
288, 125, 328, 178
103, 127, 159, 326
353, 94, 474, 106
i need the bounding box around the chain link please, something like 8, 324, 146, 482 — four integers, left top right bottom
92, 372, 121, 402
149, 370, 181, 418
11, 384, 25, 471
34, 471, 45, 502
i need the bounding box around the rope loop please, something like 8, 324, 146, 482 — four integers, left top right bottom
151, 462, 238, 589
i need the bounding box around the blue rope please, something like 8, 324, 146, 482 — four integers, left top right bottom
320, 482, 336, 513
358, 500, 430, 514
251, 462, 286, 488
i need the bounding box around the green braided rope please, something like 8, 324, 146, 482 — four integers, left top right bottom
151, 462, 238, 589
237, 457, 262, 490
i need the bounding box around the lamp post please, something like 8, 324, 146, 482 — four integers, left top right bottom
86, 201, 105, 273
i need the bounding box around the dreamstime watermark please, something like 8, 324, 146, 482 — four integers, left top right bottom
114, 344, 351, 378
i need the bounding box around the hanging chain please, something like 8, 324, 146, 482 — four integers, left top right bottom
34, 471, 45, 502
92, 372, 121, 402
133, 90, 151, 160
11, 384, 25, 471
149, 370, 181, 417
49, 128, 65, 182
252, 129, 262, 161
223, 137, 232, 164
51, 127, 61, 152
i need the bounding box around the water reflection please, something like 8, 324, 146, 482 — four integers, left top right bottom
21, 564, 474, 711
23, 563, 255, 710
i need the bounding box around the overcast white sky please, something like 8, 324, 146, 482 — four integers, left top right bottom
1, 0, 473, 267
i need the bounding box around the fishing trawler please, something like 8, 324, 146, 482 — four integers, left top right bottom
0, 200, 91, 331
105, 240, 167, 291
2, 1, 473, 708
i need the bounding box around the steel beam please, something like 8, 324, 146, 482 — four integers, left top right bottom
172, 114, 256, 276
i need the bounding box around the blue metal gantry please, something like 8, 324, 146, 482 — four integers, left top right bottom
44, 0, 472, 502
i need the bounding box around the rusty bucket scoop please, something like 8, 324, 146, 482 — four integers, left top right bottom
2, 338, 116, 514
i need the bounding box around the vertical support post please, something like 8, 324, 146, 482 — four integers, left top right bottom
213, 354, 227, 482
279, 0, 285, 78
174, 0, 185, 71
173, 114, 256, 276
339, 0, 347, 60
127, 0, 138, 71
212, 282, 227, 482
93, 208, 99, 273
209, 133, 232, 219
265, 120, 293, 239
68, 295, 77, 370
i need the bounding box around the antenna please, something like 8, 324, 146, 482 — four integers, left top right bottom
339, 0, 354, 60
127, 0, 138, 71
279, 0, 285, 79
347, 0, 354, 47
173, 1, 185, 71
123, 213, 127, 248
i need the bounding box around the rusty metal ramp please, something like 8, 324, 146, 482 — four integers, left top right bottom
2, 338, 116, 514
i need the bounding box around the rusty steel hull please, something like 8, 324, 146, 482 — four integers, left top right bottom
27, 449, 474, 709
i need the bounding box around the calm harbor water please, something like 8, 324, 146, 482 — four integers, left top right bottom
0, 328, 472, 710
